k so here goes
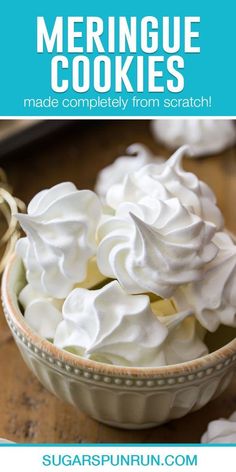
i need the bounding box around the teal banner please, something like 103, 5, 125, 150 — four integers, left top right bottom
0, 0, 235, 116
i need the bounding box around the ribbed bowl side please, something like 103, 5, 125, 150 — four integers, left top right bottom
13, 335, 236, 429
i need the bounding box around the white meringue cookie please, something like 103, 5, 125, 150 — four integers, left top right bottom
95, 143, 164, 201
152, 297, 208, 363
54, 281, 168, 367
0, 438, 14, 444
16, 182, 102, 298
201, 412, 236, 443
17, 237, 44, 293
97, 196, 217, 298
151, 119, 236, 157
173, 232, 236, 332
106, 146, 223, 230
157, 311, 208, 365
19, 284, 63, 339
54, 281, 207, 366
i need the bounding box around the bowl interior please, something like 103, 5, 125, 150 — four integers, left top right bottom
6, 258, 236, 353
206, 325, 236, 352
14, 260, 236, 352
2, 255, 236, 378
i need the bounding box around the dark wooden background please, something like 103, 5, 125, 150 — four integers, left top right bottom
0, 120, 236, 443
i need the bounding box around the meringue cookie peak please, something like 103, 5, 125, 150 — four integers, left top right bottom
97, 196, 218, 298
95, 143, 163, 201
54, 281, 168, 367
106, 145, 223, 230
201, 412, 236, 443
173, 232, 236, 332
151, 119, 236, 157
19, 284, 63, 340
15, 182, 102, 298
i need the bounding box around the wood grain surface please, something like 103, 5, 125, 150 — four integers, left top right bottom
0, 119, 236, 444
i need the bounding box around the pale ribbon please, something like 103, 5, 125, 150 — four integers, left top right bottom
0, 169, 25, 273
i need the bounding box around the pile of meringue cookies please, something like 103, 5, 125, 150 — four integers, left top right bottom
13, 118, 236, 442
15, 129, 236, 366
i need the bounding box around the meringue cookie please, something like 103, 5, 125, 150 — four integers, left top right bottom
0, 438, 14, 444
16, 182, 102, 298
201, 412, 236, 443
54, 281, 168, 367
95, 143, 164, 201
151, 119, 236, 157
173, 232, 236, 332
162, 314, 207, 365
97, 196, 217, 298
106, 146, 223, 230
19, 284, 63, 339
152, 300, 208, 364
54, 281, 207, 367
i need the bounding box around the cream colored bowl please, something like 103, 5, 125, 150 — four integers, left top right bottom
2, 255, 236, 430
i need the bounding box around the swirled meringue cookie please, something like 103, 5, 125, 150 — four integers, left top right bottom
54, 281, 168, 367
19, 284, 63, 339
151, 119, 236, 157
15, 182, 102, 298
54, 281, 207, 367
201, 412, 236, 443
173, 232, 236, 332
95, 143, 164, 201
97, 196, 217, 298
106, 146, 223, 230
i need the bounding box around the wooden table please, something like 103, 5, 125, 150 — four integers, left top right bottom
0, 120, 236, 443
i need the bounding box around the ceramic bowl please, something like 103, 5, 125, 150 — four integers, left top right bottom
2, 255, 236, 430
